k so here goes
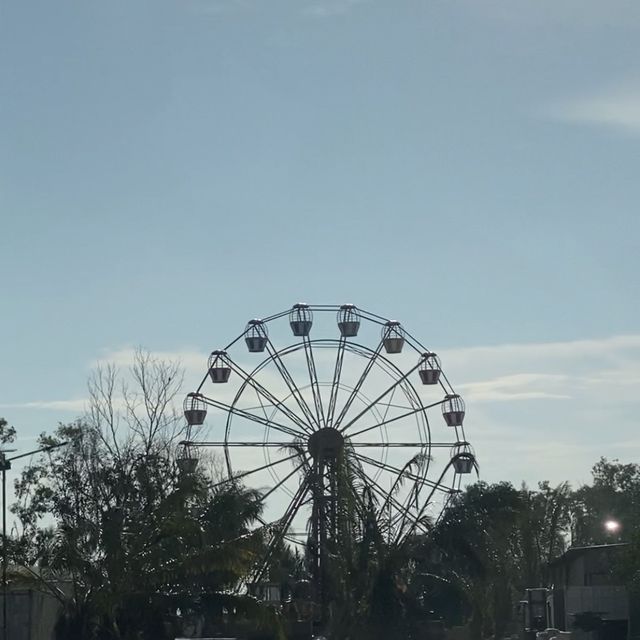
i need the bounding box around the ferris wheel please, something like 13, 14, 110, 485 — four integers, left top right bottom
179, 304, 476, 621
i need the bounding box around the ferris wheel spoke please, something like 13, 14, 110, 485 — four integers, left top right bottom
347, 399, 446, 440
403, 459, 459, 540
266, 340, 320, 431
258, 455, 310, 504
350, 442, 457, 448
354, 453, 430, 507
394, 456, 438, 541
227, 358, 314, 435
338, 360, 423, 434
302, 335, 327, 428
206, 451, 302, 490
394, 488, 425, 546
350, 461, 426, 534
199, 394, 304, 439
353, 451, 450, 494
251, 517, 308, 550
376, 454, 422, 525
332, 340, 384, 431
188, 441, 302, 447
326, 336, 347, 429
435, 490, 457, 527
251, 476, 311, 583
379, 382, 397, 423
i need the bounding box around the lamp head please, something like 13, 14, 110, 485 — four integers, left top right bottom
604, 519, 621, 534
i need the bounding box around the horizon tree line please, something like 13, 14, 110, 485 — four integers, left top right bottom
2, 351, 638, 640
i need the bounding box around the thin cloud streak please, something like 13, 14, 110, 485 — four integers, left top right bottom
462, 0, 640, 29
440, 334, 640, 405
303, 0, 369, 17
460, 373, 571, 402
441, 334, 640, 361
545, 82, 640, 135
0, 399, 88, 412
5, 334, 639, 488
9, 333, 640, 419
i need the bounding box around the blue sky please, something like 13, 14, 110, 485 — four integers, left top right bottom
1, 0, 639, 493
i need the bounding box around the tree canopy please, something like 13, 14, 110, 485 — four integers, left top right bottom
3, 355, 639, 639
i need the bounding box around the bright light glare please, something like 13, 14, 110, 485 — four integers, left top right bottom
604, 519, 621, 533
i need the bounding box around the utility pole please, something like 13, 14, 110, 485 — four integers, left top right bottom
1, 441, 68, 639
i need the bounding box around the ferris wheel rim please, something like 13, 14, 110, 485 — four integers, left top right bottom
219, 338, 434, 489
182, 302, 475, 584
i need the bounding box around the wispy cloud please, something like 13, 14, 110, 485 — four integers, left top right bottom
442, 334, 640, 361
185, 0, 252, 16
545, 81, 640, 135
5, 333, 640, 487
460, 373, 571, 402
8, 333, 640, 415
185, 0, 370, 18
463, 0, 640, 29
95, 346, 207, 374
440, 334, 640, 405
0, 399, 88, 412
303, 0, 369, 18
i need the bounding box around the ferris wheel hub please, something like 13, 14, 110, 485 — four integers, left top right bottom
307, 427, 344, 460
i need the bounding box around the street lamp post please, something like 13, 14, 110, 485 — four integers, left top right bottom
0, 441, 68, 640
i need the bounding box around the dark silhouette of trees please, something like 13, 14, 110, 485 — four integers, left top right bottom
8, 352, 275, 640
571, 458, 640, 545
3, 356, 639, 640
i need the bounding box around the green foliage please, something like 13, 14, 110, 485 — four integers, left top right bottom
325, 450, 440, 640
572, 458, 640, 545
420, 479, 573, 639
7, 354, 278, 640
431, 482, 522, 639
0, 417, 16, 446
515, 481, 573, 586
6, 369, 640, 640
13, 419, 270, 640
617, 530, 640, 595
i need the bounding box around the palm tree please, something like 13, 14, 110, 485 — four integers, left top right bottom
318, 451, 436, 640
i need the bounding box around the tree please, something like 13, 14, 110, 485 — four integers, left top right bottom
514, 481, 572, 589
12, 350, 184, 571
572, 458, 640, 545
327, 453, 443, 640
10, 351, 274, 640
429, 482, 525, 639
0, 417, 16, 447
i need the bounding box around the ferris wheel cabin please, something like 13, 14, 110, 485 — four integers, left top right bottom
419, 352, 441, 385
451, 441, 476, 474
289, 303, 313, 337
382, 321, 405, 354
442, 393, 466, 427
177, 444, 199, 475
337, 304, 360, 337
183, 392, 207, 426
245, 319, 268, 353
208, 350, 232, 383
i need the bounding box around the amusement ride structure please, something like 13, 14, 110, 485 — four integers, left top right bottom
179, 303, 476, 627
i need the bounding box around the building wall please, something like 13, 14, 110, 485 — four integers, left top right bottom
548, 545, 630, 633
565, 587, 629, 624
0, 589, 61, 640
